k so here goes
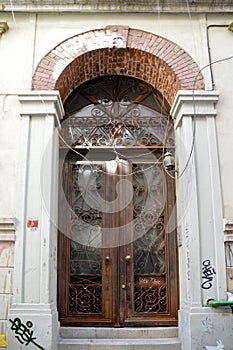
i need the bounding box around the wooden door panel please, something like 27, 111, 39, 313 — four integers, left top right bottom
58, 162, 116, 326
58, 158, 178, 326
122, 163, 178, 326
58, 75, 178, 327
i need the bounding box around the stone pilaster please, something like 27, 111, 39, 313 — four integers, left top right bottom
0, 218, 15, 335
171, 90, 232, 350
7, 92, 64, 350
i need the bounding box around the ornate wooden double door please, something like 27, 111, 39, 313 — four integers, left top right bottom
58, 75, 179, 327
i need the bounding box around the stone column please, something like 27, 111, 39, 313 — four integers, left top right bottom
7, 92, 64, 350
0, 218, 15, 335
171, 90, 232, 350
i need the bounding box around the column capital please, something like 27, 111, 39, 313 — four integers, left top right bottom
18, 91, 64, 126
170, 90, 219, 128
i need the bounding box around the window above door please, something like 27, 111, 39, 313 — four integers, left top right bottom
60, 75, 174, 151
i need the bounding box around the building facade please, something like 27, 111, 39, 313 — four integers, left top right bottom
0, 1, 233, 349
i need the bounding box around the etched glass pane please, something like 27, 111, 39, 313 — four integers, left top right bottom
133, 163, 167, 313
69, 164, 102, 314
134, 218, 165, 275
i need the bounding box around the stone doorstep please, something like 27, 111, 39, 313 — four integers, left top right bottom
58, 327, 181, 349
59, 326, 179, 339
58, 338, 181, 350
59, 338, 181, 345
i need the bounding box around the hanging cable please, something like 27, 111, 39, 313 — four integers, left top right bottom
177, 54, 233, 179
206, 22, 230, 90
9, 0, 17, 27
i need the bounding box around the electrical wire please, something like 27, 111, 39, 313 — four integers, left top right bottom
59, 52, 233, 180
58, 75, 173, 178
177, 53, 233, 179
9, 0, 17, 27
58, 119, 167, 177
3, 48, 232, 181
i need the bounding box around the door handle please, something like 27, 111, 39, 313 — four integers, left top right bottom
125, 255, 131, 261
105, 256, 110, 263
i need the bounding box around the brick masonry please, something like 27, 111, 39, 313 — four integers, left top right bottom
32, 26, 205, 107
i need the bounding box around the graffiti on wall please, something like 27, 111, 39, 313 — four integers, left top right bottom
9, 318, 45, 350
0, 334, 7, 348
201, 259, 216, 289
205, 339, 225, 349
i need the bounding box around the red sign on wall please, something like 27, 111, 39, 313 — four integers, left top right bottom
27, 220, 39, 228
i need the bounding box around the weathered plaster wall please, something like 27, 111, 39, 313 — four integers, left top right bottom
206, 14, 233, 218
0, 11, 233, 348
0, 11, 211, 218
0, 13, 233, 218
0, 219, 15, 336
0, 13, 35, 218
1, 11, 233, 218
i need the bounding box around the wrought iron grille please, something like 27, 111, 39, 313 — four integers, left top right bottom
61, 75, 175, 320
69, 164, 103, 314
133, 164, 167, 313
61, 75, 174, 149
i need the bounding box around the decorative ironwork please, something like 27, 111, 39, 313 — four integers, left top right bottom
61, 116, 174, 148
69, 276, 102, 314
71, 164, 102, 215
70, 240, 102, 275
134, 219, 165, 275
133, 164, 164, 220
133, 163, 167, 313
68, 164, 103, 314
60, 76, 177, 324
61, 75, 174, 149
134, 277, 167, 313
70, 164, 102, 247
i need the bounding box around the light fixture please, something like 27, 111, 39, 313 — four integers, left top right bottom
0, 22, 9, 36
163, 151, 175, 172
228, 22, 233, 33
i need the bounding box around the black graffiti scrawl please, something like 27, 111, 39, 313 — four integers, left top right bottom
9, 318, 45, 350
201, 259, 216, 290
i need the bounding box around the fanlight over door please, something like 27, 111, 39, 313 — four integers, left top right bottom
58, 75, 178, 327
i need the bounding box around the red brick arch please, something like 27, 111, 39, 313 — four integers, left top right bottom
32, 26, 204, 106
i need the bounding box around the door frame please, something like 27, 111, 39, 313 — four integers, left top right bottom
57, 153, 179, 327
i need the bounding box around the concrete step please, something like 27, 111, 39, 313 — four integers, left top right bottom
58, 327, 181, 350
59, 326, 179, 339
58, 337, 181, 350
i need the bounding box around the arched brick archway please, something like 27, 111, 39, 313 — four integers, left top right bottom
32, 26, 204, 106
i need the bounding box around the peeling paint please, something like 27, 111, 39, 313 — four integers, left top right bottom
0, 244, 9, 257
